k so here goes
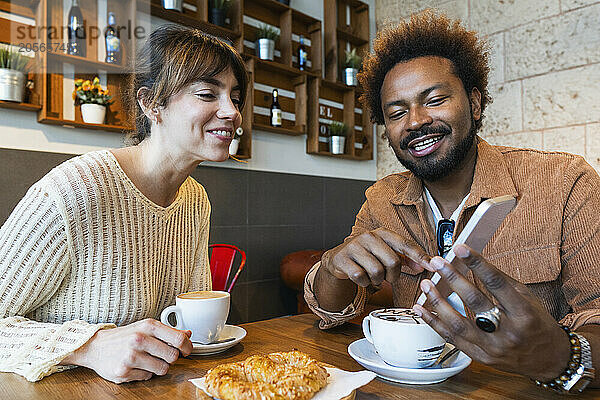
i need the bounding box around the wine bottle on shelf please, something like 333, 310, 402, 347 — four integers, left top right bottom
104, 12, 121, 64
67, 0, 86, 57
270, 89, 282, 127
298, 35, 308, 71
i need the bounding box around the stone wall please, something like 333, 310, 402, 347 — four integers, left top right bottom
374, 0, 600, 179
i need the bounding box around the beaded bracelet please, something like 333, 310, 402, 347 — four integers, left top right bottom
533, 325, 582, 392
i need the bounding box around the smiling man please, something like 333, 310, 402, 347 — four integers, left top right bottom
304, 11, 600, 394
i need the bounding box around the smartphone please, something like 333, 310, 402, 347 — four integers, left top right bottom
416, 195, 516, 307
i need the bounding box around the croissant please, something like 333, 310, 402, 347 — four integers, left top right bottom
205, 350, 329, 400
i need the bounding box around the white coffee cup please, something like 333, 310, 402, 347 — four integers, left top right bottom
160, 290, 230, 344
362, 308, 446, 368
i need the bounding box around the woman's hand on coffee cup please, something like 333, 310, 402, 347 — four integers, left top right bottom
412, 244, 571, 381
61, 318, 194, 384
323, 228, 430, 287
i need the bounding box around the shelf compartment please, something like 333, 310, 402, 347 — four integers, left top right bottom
290, 9, 322, 74
243, 1, 291, 66
137, 0, 242, 47
249, 54, 307, 135
324, 0, 369, 83
336, 0, 369, 41
307, 77, 352, 156
243, 4, 321, 73
306, 76, 371, 160
40, 60, 131, 129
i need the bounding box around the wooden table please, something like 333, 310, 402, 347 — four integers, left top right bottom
1, 313, 598, 399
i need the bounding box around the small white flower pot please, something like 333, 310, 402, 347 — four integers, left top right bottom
0, 68, 25, 102
81, 103, 106, 124
229, 138, 240, 155
257, 38, 275, 61
330, 136, 346, 154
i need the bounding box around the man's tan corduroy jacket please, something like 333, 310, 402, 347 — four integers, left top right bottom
305, 138, 600, 330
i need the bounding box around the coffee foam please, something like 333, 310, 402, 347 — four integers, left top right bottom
178, 291, 228, 299
372, 308, 425, 324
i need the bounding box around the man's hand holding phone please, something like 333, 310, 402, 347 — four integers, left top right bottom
322, 227, 431, 287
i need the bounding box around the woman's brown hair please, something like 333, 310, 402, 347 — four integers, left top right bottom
125, 25, 248, 145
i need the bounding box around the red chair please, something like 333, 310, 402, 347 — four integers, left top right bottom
209, 244, 246, 292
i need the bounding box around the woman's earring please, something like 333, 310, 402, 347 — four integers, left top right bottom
150, 109, 160, 124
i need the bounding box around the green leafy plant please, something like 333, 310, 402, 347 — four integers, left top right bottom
256, 23, 279, 41
329, 121, 348, 137
0, 46, 30, 72
72, 77, 113, 106
343, 48, 362, 69
210, 0, 230, 10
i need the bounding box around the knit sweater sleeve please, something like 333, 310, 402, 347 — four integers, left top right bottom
0, 182, 114, 382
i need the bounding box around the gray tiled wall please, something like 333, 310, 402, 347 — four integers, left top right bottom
0, 148, 374, 324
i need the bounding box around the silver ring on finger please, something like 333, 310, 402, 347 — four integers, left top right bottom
475, 306, 501, 333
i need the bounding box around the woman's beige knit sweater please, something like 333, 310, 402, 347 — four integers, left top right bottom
0, 150, 212, 381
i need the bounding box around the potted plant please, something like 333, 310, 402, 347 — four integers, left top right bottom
229, 126, 243, 155
209, 0, 230, 27
328, 121, 348, 155
256, 23, 279, 61
72, 77, 113, 124
0, 46, 30, 102
343, 48, 361, 86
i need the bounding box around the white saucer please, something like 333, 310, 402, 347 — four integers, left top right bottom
191, 325, 246, 355
348, 338, 471, 385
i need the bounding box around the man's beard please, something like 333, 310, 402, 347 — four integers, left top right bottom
388, 115, 477, 182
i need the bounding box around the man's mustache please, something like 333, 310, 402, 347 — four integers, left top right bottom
398, 124, 452, 150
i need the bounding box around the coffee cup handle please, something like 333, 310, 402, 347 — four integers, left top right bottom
160, 306, 183, 330
362, 316, 374, 344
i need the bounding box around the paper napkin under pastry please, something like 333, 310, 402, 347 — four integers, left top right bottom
190, 367, 376, 400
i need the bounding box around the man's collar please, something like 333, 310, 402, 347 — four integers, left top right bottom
391, 137, 518, 207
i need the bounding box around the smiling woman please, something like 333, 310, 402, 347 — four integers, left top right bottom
0, 25, 248, 384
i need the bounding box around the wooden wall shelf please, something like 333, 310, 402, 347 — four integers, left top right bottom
245, 55, 318, 78
249, 0, 290, 12
0, 100, 41, 111
336, 28, 368, 46
307, 0, 372, 161
1, 0, 370, 161
47, 52, 126, 73
243, 0, 321, 73
245, 56, 308, 136
0, 0, 38, 17
39, 117, 131, 132
309, 151, 365, 160
253, 122, 304, 136
240, 1, 321, 143
324, 0, 369, 84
